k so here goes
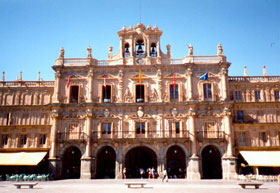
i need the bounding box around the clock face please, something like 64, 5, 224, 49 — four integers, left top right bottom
137, 58, 143, 64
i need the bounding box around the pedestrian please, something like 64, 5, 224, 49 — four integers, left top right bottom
148, 168, 152, 179
123, 167, 127, 179
151, 167, 155, 179
277, 174, 280, 193
140, 168, 144, 179
162, 169, 168, 182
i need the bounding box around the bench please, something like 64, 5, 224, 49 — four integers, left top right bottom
14, 183, 38, 189
238, 182, 263, 189
124, 182, 147, 188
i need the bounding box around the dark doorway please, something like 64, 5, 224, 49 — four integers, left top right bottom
62, 146, 81, 179
96, 146, 116, 179
136, 85, 145, 103
167, 145, 186, 178
201, 145, 222, 179
125, 146, 157, 178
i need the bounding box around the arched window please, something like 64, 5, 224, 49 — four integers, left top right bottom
136, 40, 145, 58
150, 43, 157, 57
124, 43, 130, 58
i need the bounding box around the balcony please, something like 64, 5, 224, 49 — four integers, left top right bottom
92, 130, 189, 141
57, 132, 88, 143
196, 130, 225, 141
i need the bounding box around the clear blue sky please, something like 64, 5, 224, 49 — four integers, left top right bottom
0, 0, 279, 81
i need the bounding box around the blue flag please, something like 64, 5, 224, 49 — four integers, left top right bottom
199, 72, 208, 80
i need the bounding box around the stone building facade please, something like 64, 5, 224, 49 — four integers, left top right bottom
0, 23, 279, 180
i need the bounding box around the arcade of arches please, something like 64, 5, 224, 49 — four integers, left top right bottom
59, 144, 225, 180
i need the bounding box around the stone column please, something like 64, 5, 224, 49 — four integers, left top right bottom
220, 68, 228, 101
157, 69, 162, 102
81, 109, 93, 179
87, 70, 93, 103
53, 71, 61, 103
115, 143, 123, 179
186, 68, 193, 100
222, 107, 237, 180
187, 108, 201, 180
157, 143, 165, 178
118, 70, 124, 103
49, 109, 61, 179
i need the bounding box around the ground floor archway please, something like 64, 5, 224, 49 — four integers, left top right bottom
96, 146, 116, 179
166, 145, 186, 178
201, 145, 222, 179
62, 146, 81, 179
125, 146, 157, 178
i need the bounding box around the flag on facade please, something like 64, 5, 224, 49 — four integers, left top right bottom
173, 72, 176, 89
103, 73, 106, 87
138, 68, 142, 83
66, 75, 71, 88
199, 72, 208, 80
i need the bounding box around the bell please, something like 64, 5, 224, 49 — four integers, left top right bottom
125, 46, 129, 53
137, 45, 144, 53
151, 46, 156, 53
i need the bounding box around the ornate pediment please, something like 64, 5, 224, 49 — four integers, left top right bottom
97, 73, 117, 80
62, 110, 87, 119
164, 73, 184, 79
131, 73, 150, 80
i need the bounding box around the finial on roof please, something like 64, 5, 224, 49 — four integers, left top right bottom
87, 45, 92, 58
2, 71, 5, 81
147, 24, 151, 30
263, 65, 267, 76
217, 43, 223, 55
122, 25, 126, 30
19, 71, 22, 81
188, 44, 193, 56
37, 71, 41, 81
154, 25, 158, 30
244, 65, 248, 76
59, 47, 64, 58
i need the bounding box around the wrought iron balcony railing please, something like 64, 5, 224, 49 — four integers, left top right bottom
196, 130, 225, 140
91, 130, 189, 140
57, 132, 88, 143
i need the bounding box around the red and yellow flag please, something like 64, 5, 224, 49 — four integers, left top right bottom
66, 75, 71, 88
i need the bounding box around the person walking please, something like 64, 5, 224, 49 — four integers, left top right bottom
123, 167, 127, 179
162, 169, 168, 182
278, 174, 280, 193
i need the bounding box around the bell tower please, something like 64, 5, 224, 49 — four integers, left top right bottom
108, 23, 171, 65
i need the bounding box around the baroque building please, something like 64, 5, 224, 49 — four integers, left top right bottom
0, 23, 280, 180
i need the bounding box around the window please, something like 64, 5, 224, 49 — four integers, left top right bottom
175, 122, 180, 134
203, 84, 212, 99
150, 43, 157, 57
170, 84, 178, 101
255, 90, 261, 101
124, 43, 130, 58
39, 134, 46, 145
238, 132, 247, 146
275, 90, 280, 101
237, 111, 244, 122
102, 85, 111, 103
136, 85, 145, 103
1, 135, 8, 145
102, 123, 112, 134
5, 113, 11, 126
70, 85, 79, 103
136, 122, 145, 134
136, 40, 145, 58
20, 134, 27, 145
235, 91, 242, 101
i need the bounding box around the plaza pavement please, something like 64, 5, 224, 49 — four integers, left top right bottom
0, 179, 278, 193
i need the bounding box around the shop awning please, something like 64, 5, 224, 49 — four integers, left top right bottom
0, 152, 47, 166
240, 151, 280, 167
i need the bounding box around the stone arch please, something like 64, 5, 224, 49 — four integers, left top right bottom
123, 143, 159, 158
61, 145, 82, 179
163, 142, 190, 158
93, 143, 117, 158
198, 142, 225, 157
95, 145, 116, 179
59, 143, 84, 158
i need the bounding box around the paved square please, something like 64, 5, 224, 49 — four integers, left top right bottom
0, 179, 278, 193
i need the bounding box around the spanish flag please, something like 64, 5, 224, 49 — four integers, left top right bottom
138, 68, 142, 83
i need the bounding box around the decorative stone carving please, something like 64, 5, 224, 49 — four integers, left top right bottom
59, 47, 64, 58
104, 109, 110, 118
137, 107, 144, 118
171, 108, 177, 117
150, 88, 158, 102
87, 46, 92, 58
188, 44, 193, 56
123, 89, 133, 103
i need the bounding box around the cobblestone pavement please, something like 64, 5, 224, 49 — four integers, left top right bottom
0, 179, 278, 193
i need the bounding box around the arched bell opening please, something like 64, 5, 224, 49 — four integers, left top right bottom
136, 40, 145, 58
150, 43, 157, 57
